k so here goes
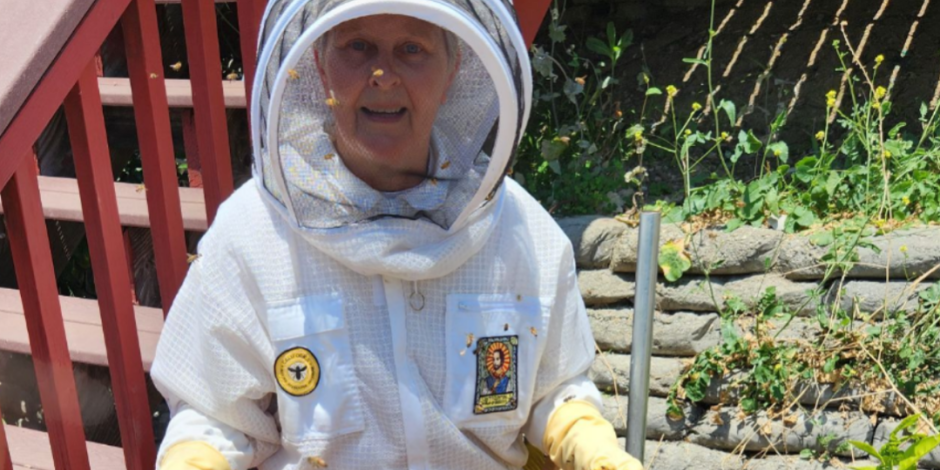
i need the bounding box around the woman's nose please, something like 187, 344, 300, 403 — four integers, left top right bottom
369, 56, 400, 89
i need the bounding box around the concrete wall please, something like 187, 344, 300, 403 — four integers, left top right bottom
560, 216, 940, 469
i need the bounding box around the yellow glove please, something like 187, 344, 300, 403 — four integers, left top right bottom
543, 400, 644, 470
159, 441, 231, 470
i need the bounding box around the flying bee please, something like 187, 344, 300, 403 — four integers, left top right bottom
170, 61, 183, 72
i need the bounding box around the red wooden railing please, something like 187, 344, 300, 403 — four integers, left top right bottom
0, 0, 549, 467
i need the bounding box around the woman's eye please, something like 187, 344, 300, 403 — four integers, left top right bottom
403, 43, 422, 54
350, 40, 367, 51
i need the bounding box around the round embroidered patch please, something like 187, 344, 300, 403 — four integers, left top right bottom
274, 347, 320, 397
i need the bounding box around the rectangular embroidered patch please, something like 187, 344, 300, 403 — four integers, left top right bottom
473, 335, 518, 415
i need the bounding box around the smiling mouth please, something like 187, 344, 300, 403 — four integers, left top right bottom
362, 107, 406, 116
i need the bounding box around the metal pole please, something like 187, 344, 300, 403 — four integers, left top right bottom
626, 211, 661, 461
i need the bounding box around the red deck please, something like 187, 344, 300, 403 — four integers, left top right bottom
0, 0, 550, 467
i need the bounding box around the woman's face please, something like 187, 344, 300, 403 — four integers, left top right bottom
317, 15, 457, 192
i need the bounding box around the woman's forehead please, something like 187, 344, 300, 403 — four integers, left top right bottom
330, 14, 447, 43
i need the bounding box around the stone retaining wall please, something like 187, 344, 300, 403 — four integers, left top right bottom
559, 216, 940, 469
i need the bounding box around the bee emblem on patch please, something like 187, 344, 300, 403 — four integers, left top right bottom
274, 347, 320, 397
473, 335, 518, 414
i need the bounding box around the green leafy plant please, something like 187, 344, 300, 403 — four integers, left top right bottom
848, 414, 940, 470
516, 5, 636, 215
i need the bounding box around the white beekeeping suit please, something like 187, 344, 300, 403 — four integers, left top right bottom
151, 1, 621, 469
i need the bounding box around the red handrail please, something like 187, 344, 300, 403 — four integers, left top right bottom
0, 0, 131, 190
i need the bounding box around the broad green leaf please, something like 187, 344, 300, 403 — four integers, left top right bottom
742, 130, 763, 154
586, 37, 611, 57
531, 47, 555, 78
540, 138, 568, 161
793, 206, 817, 228
563, 78, 584, 104
620, 29, 634, 49
888, 122, 906, 138
741, 181, 764, 220
809, 230, 834, 247
548, 22, 567, 44
898, 434, 940, 470
892, 415, 923, 440
768, 141, 789, 163
922, 102, 930, 120
725, 218, 745, 232
799, 449, 815, 460
646, 87, 663, 96
741, 397, 758, 413
825, 172, 841, 197
719, 100, 737, 127
848, 440, 883, 462
659, 239, 692, 282
606, 22, 617, 48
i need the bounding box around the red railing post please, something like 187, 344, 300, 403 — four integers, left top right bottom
181, 0, 234, 224
516, 0, 551, 48
121, 0, 190, 313
237, 0, 265, 107
2, 155, 91, 470
63, 61, 157, 470
0, 407, 12, 470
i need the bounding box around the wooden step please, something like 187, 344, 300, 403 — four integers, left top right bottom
98, 77, 246, 108
7, 425, 126, 470
0, 288, 162, 371
0, 176, 208, 231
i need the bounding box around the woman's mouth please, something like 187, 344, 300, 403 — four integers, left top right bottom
361, 107, 406, 123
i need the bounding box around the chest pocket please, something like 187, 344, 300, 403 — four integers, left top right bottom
442, 294, 549, 429
266, 294, 364, 442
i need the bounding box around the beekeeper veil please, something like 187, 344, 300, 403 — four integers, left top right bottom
251, 0, 531, 280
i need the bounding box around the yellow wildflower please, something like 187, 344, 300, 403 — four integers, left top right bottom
884, 150, 892, 159
666, 85, 678, 98
633, 131, 643, 142
875, 86, 887, 100
826, 90, 837, 108
875, 54, 884, 65
692, 102, 702, 112
773, 149, 781, 157
900, 245, 908, 253
720, 132, 730, 141
815, 131, 825, 141
287, 69, 300, 81
902, 196, 910, 205
684, 129, 692, 136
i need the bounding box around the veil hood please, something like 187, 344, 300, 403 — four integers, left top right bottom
250, 0, 532, 279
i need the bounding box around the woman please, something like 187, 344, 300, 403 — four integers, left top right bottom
152, 1, 642, 469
